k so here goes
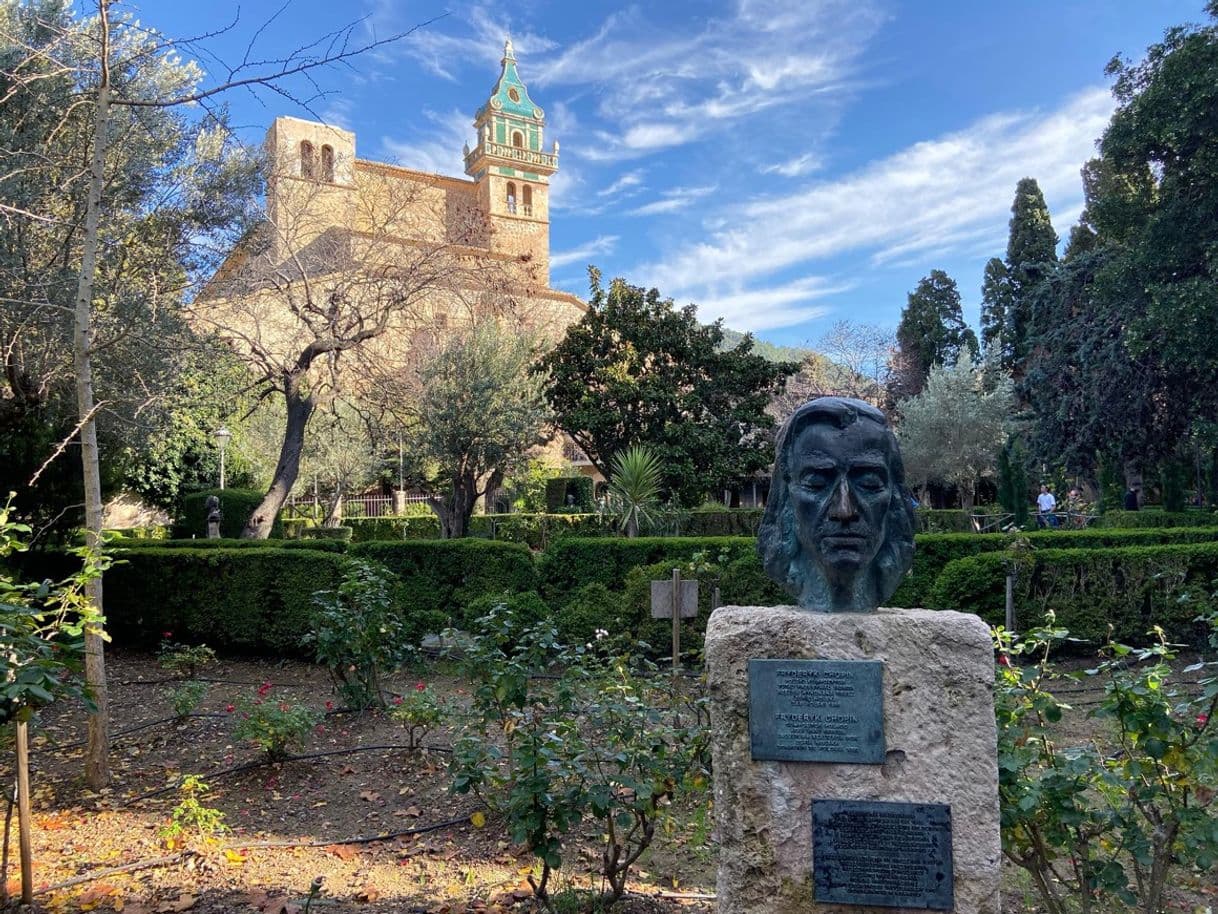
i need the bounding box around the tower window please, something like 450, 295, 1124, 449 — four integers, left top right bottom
321, 144, 335, 183
506, 181, 517, 214
522, 185, 533, 217
300, 141, 315, 179
511, 130, 524, 148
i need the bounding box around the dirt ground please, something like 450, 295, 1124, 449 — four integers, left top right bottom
2, 652, 1215, 913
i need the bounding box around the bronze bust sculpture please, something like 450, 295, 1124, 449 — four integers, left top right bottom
758, 397, 915, 612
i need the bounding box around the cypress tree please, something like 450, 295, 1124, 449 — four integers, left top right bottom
891, 270, 978, 400
1004, 178, 1058, 373
979, 257, 1012, 363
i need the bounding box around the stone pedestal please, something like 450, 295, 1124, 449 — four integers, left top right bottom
706, 605, 1001, 914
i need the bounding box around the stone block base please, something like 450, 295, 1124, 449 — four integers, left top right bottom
705, 606, 1001, 914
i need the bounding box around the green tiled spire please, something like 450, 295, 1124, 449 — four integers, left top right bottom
465, 38, 558, 180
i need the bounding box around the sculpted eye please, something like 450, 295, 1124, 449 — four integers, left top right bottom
798, 471, 831, 491
854, 472, 887, 492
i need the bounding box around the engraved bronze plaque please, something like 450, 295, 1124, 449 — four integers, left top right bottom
812, 799, 954, 910
748, 659, 884, 763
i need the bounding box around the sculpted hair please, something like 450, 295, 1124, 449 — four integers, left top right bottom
758, 397, 916, 607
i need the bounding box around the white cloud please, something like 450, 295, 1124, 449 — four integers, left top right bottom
762, 152, 823, 178
597, 169, 646, 198
404, 1, 884, 162
550, 235, 620, 270
379, 4, 557, 81
630, 184, 717, 216
644, 88, 1113, 301
691, 276, 848, 332
379, 108, 472, 175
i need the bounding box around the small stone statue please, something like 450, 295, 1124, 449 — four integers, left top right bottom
205, 495, 222, 539
758, 397, 915, 612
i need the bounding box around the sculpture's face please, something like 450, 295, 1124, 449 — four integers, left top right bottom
789, 419, 893, 579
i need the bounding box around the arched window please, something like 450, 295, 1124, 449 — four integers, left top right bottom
321, 144, 335, 183
522, 185, 533, 217
511, 130, 524, 148
300, 141, 315, 179
506, 181, 517, 214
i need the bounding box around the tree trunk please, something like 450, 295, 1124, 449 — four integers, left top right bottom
323, 481, 344, 527
73, 1, 113, 787
430, 472, 477, 539
959, 479, 976, 511
243, 378, 314, 538
1123, 458, 1143, 495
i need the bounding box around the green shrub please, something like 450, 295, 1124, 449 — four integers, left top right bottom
914, 508, 977, 533
718, 553, 787, 607
350, 539, 538, 629
621, 558, 723, 658
553, 583, 623, 644
545, 476, 594, 512
103, 547, 349, 654
537, 536, 755, 607
1096, 509, 1218, 528
113, 537, 348, 554
231, 685, 320, 761
929, 541, 1218, 644
300, 526, 354, 542
306, 560, 411, 709
457, 590, 550, 631
891, 526, 1218, 608
175, 489, 278, 539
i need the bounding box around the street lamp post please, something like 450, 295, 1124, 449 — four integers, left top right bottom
212, 425, 232, 490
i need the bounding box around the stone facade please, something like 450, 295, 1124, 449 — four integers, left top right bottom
206, 39, 582, 350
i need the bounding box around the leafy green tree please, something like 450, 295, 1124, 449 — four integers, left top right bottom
404, 321, 552, 539
1002, 178, 1058, 374
539, 269, 796, 507
896, 347, 1013, 509
1091, 4, 1218, 445
890, 270, 978, 400
1022, 249, 1176, 489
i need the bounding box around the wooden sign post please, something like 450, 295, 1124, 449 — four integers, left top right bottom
651, 570, 698, 672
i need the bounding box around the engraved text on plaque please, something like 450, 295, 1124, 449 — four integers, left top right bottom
748, 659, 884, 763
812, 799, 954, 910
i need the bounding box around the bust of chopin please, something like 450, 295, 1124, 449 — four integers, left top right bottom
758, 397, 915, 612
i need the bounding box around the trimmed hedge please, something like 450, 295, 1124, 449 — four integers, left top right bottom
103, 547, 349, 654
890, 526, 1218, 608
1096, 509, 1218, 528
928, 542, 1218, 645
537, 536, 756, 608
175, 489, 280, 539
300, 526, 353, 542
109, 537, 349, 554
350, 539, 537, 629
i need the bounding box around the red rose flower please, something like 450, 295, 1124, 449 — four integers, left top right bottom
225, 704, 236, 713
415, 682, 426, 692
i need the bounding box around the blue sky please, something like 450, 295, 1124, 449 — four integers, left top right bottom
135, 0, 1208, 347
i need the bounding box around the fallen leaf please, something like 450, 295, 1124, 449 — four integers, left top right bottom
325, 843, 360, 862
156, 893, 197, 913
403, 805, 421, 818
355, 884, 381, 903
470, 810, 486, 829
358, 790, 381, 803
223, 848, 247, 864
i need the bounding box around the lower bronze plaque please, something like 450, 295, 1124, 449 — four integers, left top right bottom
748, 659, 884, 763
812, 799, 953, 910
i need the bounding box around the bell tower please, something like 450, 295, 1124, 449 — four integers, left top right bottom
464, 39, 558, 285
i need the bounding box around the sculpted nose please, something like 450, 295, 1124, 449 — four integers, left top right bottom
828, 478, 858, 521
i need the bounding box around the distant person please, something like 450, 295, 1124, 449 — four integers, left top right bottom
1036, 484, 1058, 528
1123, 486, 1139, 511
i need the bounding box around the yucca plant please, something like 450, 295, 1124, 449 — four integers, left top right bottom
606, 446, 662, 537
